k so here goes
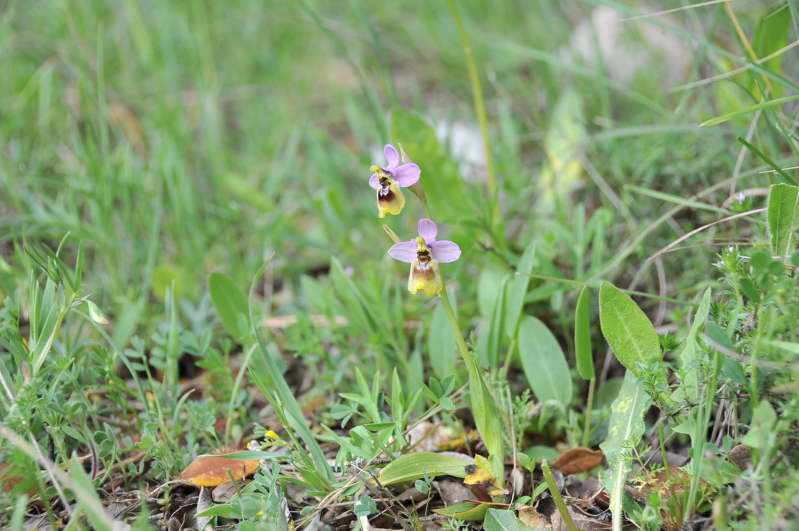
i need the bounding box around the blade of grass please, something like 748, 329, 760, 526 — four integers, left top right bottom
700, 95, 799, 127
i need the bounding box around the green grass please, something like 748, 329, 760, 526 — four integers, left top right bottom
2, 1, 799, 529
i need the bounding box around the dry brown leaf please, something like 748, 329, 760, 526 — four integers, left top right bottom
178, 452, 260, 487
463, 464, 494, 501
0, 463, 21, 492
552, 447, 604, 476
212, 480, 246, 503
729, 444, 752, 469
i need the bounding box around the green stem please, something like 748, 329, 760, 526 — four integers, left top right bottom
542, 460, 578, 531
499, 337, 516, 379
439, 284, 476, 374
446, 0, 499, 219
658, 423, 670, 482
224, 343, 258, 444
684, 350, 721, 522
439, 282, 504, 484
581, 377, 595, 447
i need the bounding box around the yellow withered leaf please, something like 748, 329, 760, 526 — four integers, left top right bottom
178, 452, 260, 487
464, 455, 496, 501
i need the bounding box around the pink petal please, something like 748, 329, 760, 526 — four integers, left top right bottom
369, 173, 380, 190
384, 144, 400, 168
388, 239, 417, 263
417, 218, 437, 243
430, 240, 461, 263
394, 163, 420, 187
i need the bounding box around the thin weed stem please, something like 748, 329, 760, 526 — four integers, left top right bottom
447, 0, 499, 220
542, 460, 578, 531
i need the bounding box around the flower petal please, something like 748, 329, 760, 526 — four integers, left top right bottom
417, 218, 437, 243
430, 240, 461, 263
388, 239, 417, 263
369, 173, 380, 190
384, 144, 400, 168
394, 163, 420, 187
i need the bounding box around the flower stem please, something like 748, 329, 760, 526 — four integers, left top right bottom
439, 280, 505, 484
446, 0, 498, 214
439, 282, 476, 373
581, 377, 595, 448
542, 460, 578, 531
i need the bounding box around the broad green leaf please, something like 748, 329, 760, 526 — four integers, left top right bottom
209, 272, 249, 340
466, 361, 505, 481
765, 339, 799, 354
752, 4, 791, 98
600, 372, 651, 531
378, 452, 470, 486
483, 508, 539, 530
518, 316, 572, 408
598, 282, 666, 392
700, 94, 799, 127
574, 286, 594, 380
479, 274, 508, 367
433, 502, 490, 521
391, 108, 466, 221
429, 298, 457, 379
524, 445, 560, 464
152, 262, 191, 300
742, 401, 777, 450
677, 288, 712, 403
767, 183, 799, 258
478, 267, 507, 317
112, 295, 144, 350
538, 89, 585, 211
505, 241, 536, 338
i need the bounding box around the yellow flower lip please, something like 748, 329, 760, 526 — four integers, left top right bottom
376, 180, 405, 218
408, 257, 442, 296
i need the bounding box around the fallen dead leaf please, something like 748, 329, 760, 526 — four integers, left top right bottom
552, 447, 604, 476
196, 487, 213, 531
178, 451, 260, 487
0, 463, 21, 492
407, 421, 457, 452
729, 444, 752, 469
463, 463, 494, 501
212, 480, 246, 503
435, 479, 472, 505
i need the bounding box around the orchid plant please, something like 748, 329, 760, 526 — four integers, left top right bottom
366, 142, 505, 485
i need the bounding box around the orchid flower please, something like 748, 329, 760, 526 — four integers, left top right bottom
388, 218, 460, 296
369, 144, 420, 218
